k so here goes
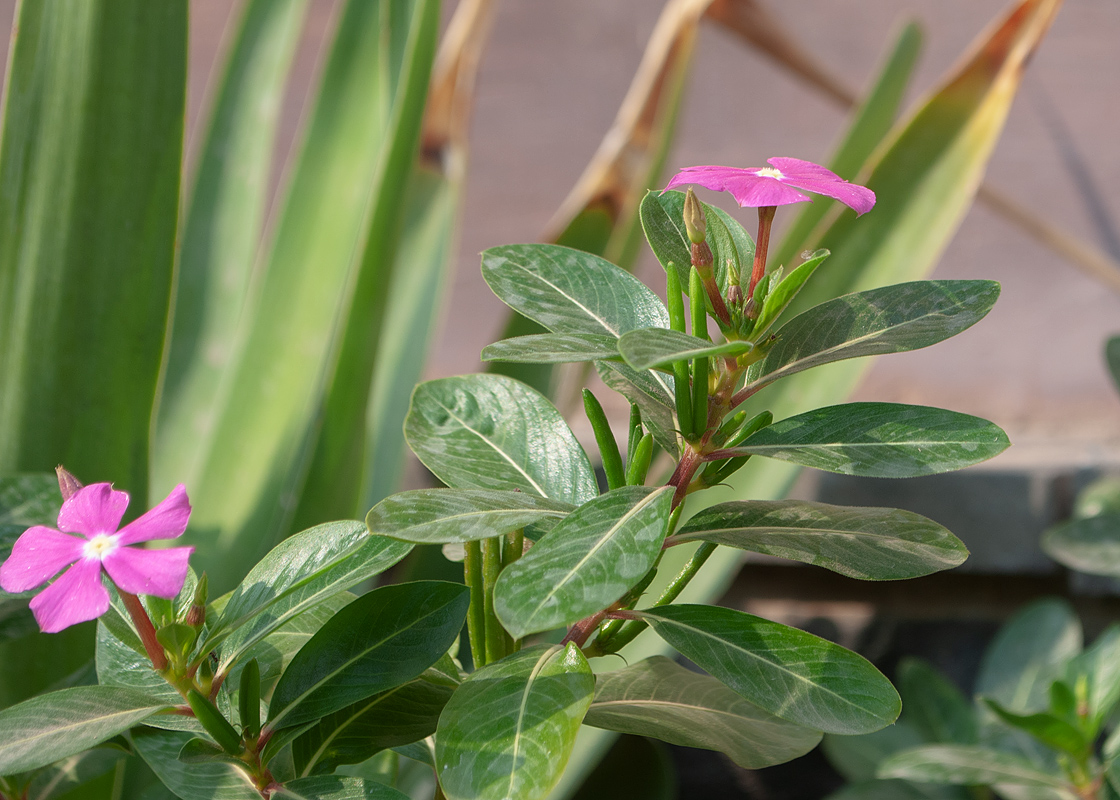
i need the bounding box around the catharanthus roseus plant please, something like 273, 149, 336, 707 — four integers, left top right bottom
0, 161, 1008, 800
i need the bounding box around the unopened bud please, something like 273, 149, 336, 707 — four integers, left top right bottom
184, 574, 208, 628
56, 466, 82, 501
728, 284, 744, 307
683, 188, 707, 244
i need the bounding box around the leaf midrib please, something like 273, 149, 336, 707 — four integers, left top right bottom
0, 702, 167, 761
506, 646, 561, 799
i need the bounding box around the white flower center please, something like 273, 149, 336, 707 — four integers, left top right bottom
84, 533, 118, 561
754, 167, 784, 180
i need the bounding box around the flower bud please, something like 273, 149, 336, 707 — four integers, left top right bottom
55, 466, 82, 501
184, 573, 208, 628
683, 188, 707, 244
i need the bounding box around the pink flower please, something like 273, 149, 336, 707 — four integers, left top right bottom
665, 157, 875, 215
0, 483, 193, 633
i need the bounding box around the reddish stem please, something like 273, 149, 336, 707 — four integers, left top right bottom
119, 591, 168, 671
748, 206, 777, 298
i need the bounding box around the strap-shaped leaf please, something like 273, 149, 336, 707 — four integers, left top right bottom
482, 333, 621, 364
366, 489, 573, 544
670, 500, 967, 580
635, 604, 899, 734
0, 686, 171, 775
751, 250, 829, 338
718, 402, 1009, 478
268, 581, 469, 729
585, 656, 821, 768
405, 374, 597, 505
981, 698, 1089, 758
494, 486, 673, 638
207, 521, 413, 670
292, 676, 453, 777
743, 281, 1001, 393
436, 644, 594, 800
878, 745, 1071, 789
618, 328, 754, 371
481, 243, 669, 337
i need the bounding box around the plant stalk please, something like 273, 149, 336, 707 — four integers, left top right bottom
119, 591, 168, 671
463, 541, 486, 669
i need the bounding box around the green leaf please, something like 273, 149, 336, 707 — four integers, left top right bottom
0, 1, 185, 499
742, 281, 1001, 394
1042, 514, 1120, 578
436, 644, 594, 800
720, 402, 1009, 478
822, 722, 927, 783
25, 746, 128, 800
0, 474, 61, 560
569, 734, 677, 800
1064, 624, 1120, 725
268, 581, 469, 729
618, 328, 754, 371
878, 745, 1071, 790
292, 676, 453, 777
366, 489, 573, 545
772, 22, 923, 269
154, 0, 308, 499
981, 698, 1089, 758
825, 779, 970, 800
1107, 336, 1120, 397
178, 737, 245, 766
635, 604, 899, 734
584, 656, 821, 768
0, 686, 170, 775
976, 599, 1081, 714
182, 0, 439, 589
670, 500, 967, 580
494, 486, 673, 638
206, 520, 413, 671
596, 361, 679, 456
751, 250, 830, 338
404, 374, 597, 505
482, 333, 622, 364
482, 243, 669, 339
276, 776, 410, 800
132, 728, 263, 800
897, 658, 977, 745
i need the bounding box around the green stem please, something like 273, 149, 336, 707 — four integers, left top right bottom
463, 541, 486, 669
481, 537, 506, 665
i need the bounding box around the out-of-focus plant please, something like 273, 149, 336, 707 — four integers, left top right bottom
824, 599, 1120, 800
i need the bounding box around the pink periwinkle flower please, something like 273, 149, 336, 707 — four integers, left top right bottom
0, 483, 193, 633
666, 157, 876, 215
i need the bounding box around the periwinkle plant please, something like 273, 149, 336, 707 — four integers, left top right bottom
0, 159, 1009, 800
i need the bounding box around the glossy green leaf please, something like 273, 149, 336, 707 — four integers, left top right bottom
481, 333, 622, 364
1042, 514, 1120, 578
584, 655, 821, 768
1073, 477, 1120, 519
897, 658, 977, 745
494, 486, 673, 638
436, 644, 594, 800
366, 489, 573, 545
976, 599, 1081, 714
742, 281, 1001, 394
670, 500, 967, 580
751, 250, 830, 338
184, 0, 438, 589
0, 1, 185, 498
133, 728, 264, 800
772, 22, 923, 269
268, 581, 469, 729
596, 361, 679, 456
277, 776, 410, 800
208, 521, 412, 671
0, 686, 170, 775
635, 604, 899, 734
292, 677, 453, 777
981, 698, 1089, 758
404, 374, 597, 504
482, 243, 670, 339
154, 0, 308, 499
720, 402, 1009, 478
1064, 624, 1120, 724
618, 328, 754, 371
878, 745, 1071, 790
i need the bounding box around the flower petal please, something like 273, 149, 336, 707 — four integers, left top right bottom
0, 526, 84, 592
28, 558, 109, 633
768, 157, 876, 215
102, 545, 194, 598
57, 483, 129, 536
666, 164, 812, 208
115, 484, 192, 545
